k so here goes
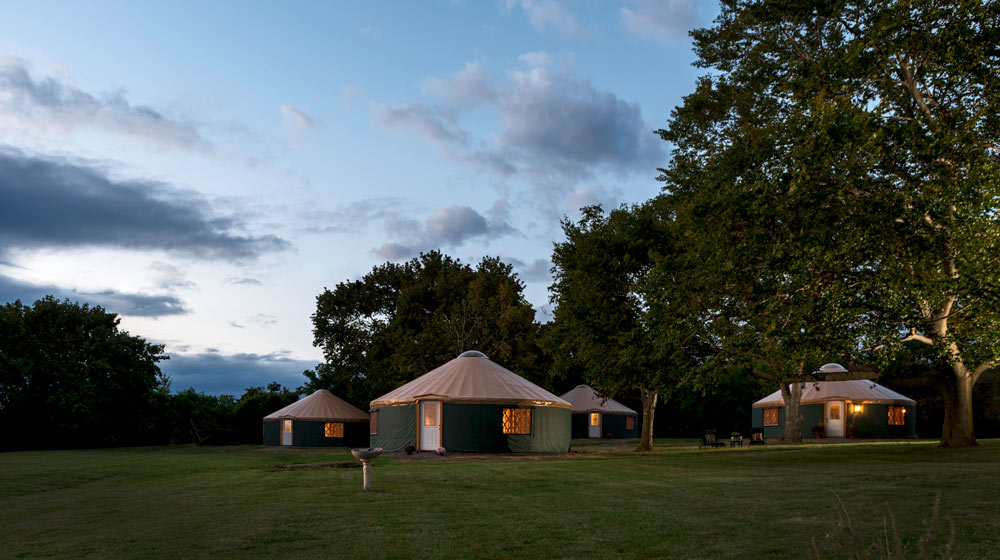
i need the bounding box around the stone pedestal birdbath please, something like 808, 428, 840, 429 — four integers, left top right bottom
351, 448, 383, 491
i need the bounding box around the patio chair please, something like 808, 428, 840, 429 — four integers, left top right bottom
700, 429, 726, 449
749, 427, 766, 445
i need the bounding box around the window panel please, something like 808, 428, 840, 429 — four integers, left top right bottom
324, 422, 344, 438
370, 411, 378, 435
829, 403, 840, 420
423, 403, 438, 426
626, 416, 635, 430
888, 406, 906, 425
283, 420, 292, 433
590, 412, 600, 426
763, 408, 779, 426
502, 408, 531, 435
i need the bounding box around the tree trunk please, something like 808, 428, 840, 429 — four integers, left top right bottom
636, 387, 657, 451
780, 382, 803, 443
940, 368, 977, 447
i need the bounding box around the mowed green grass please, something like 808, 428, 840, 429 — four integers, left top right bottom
1, 440, 998, 559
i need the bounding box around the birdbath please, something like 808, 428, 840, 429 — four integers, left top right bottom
351, 448, 383, 491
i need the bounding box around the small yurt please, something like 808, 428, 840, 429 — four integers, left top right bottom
751, 379, 916, 439
560, 384, 638, 439
369, 351, 572, 453
263, 389, 369, 447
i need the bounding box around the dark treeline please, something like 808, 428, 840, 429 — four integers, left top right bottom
0, 297, 298, 450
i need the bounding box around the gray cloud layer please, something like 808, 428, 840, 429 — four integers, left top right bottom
0, 148, 290, 260
375, 56, 663, 197
0, 58, 211, 151
160, 350, 316, 395
373, 204, 514, 260
0, 273, 187, 317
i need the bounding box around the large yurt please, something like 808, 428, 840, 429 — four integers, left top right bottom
263, 389, 370, 447
560, 384, 638, 439
369, 351, 572, 453
751, 379, 916, 439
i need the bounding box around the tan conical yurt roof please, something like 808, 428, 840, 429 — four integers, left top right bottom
560, 385, 636, 415
752, 380, 915, 408
370, 351, 571, 409
264, 389, 369, 421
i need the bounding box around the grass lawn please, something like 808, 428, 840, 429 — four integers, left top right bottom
2, 439, 999, 559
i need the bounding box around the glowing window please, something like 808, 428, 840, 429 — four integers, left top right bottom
829, 403, 841, 420
324, 422, 344, 438
283, 420, 292, 433
763, 408, 779, 426
590, 412, 600, 426
423, 403, 438, 426
502, 408, 531, 435
626, 416, 635, 430
888, 406, 906, 425
370, 411, 378, 435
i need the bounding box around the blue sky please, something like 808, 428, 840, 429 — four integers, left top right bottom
0, 0, 718, 395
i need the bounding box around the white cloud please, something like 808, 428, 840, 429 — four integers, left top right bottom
0, 57, 211, 151
280, 105, 318, 129
506, 0, 586, 38
373, 204, 515, 260
621, 0, 700, 44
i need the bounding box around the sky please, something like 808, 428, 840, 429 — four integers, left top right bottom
0, 0, 719, 395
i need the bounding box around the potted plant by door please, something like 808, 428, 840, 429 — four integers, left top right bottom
811, 424, 825, 439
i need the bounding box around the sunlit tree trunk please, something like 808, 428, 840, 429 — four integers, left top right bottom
636, 387, 658, 451
940, 365, 977, 448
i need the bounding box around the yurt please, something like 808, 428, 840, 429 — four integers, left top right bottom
263, 389, 370, 447
369, 351, 572, 453
751, 379, 916, 439
560, 384, 638, 439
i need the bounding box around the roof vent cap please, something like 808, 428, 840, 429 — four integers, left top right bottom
458, 350, 488, 359
818, 363, 848, 374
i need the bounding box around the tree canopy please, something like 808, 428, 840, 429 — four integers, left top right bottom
307, 251, 544, 407
0, 297, 167, 448
660, 0, 1000, 446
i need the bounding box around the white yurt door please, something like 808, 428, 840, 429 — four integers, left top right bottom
826, 401, 845, 437
588, 412, 601, 438
420, 401, 441, 450
281, 419, 293, 445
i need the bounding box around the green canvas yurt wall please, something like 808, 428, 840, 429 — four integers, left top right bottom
751, 380, 916, 439
560, 384, 638, 439
263, 389, 370, 447
369, 351, 571, 453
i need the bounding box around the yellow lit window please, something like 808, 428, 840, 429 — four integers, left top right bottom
324, 422, 344, 438
370, 411, 378, 435
626, 416, 635, 430
829, 403, 841, 420
590, 412, 600, 426
283, 420, 292, 433
763, 408, 779, 426
888, 406, 906, 426
423, 402, 438, 426
502, 408, 531, 435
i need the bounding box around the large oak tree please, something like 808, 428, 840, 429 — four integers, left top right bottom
661, 0, 1000, 446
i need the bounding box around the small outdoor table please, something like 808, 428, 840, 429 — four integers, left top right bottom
729, 435, 743, 448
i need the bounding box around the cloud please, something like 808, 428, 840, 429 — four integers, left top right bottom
0, 57, 211, 151
373, 204, 515, 260
225, 276, 263, 286
280, 105, 318, 129
150, 261, 195, 290
506, 0, 586, 38
375, 54, 663, 204
159, 350, 317, 395
0, 272, 187, 317
504, 257, 552, 283
621, 0, 701, 44
0, 147, 290, 260
302, 197, 410, 235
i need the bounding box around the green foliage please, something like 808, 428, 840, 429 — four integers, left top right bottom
660, 0, 1000, 445
0, 296, 166, 449
308, 251, 544, 407
233, 382, 299, 443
